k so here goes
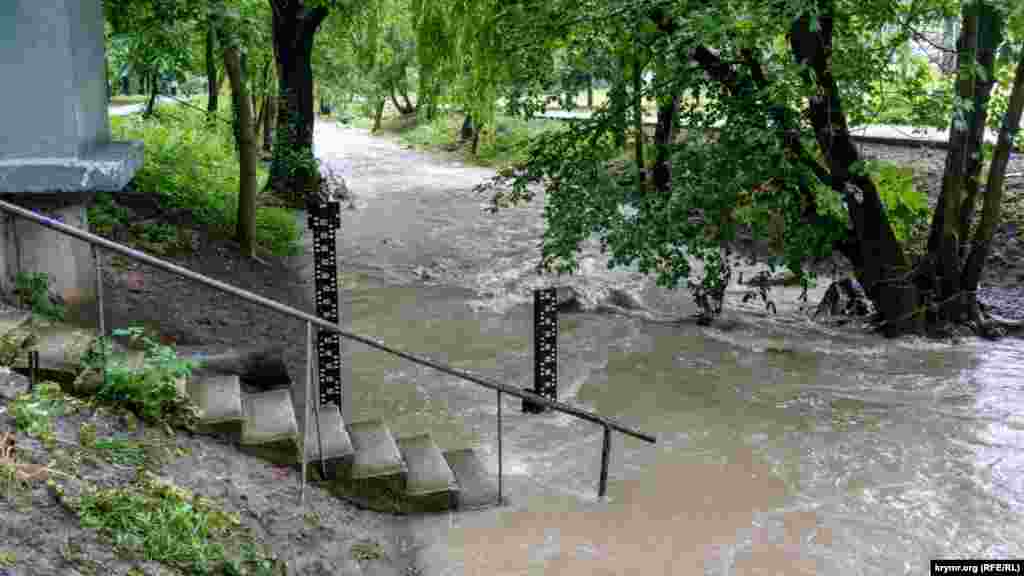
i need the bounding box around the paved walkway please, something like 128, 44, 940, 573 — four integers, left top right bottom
108, 96, 177, 116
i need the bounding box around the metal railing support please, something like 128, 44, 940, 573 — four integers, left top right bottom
301, 320, 312, 505
497, 389, 503, 505
599, 425, 611, 498
92, 244, 105, 337
92, 244, 107, 389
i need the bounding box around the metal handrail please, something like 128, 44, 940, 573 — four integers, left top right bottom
0, 197, 655, 502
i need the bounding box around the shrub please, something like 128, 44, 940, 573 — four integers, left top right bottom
110, 105, 301, 257
865, 159, 929, 244
13, 272, 65, 321
86, 325, 197, 424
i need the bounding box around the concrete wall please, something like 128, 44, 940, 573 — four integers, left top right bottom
0, 0, 111, 160
0, 198, 97, 325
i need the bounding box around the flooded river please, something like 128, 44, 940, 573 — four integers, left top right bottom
312, 122, 1024, 574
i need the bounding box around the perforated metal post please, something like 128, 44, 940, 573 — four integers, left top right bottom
524, 287, 558, 413
308, 200, 342, 409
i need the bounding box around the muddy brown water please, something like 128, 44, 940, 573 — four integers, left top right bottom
309, 122, 1024, 575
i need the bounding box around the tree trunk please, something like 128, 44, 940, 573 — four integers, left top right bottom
400, 88, 414, 114
144, 72, 159, 117
262, 93, 276, 154
206, 17, 220, 118
941, 17, 958, 75
372, 97, 385, 132
788, 6, 909, 304
587, 74, 593, 109
652, 93, 680, 192
460, 114, 476, 142
962, 37, 1024, 297
388, 85, 404, 115
222, 42, 259, 259
632, 36, 644, 188
267, 1, 329, 208
956, 2, 1005, 250
932, 6, 979, 321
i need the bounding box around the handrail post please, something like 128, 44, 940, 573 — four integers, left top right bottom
92, 243, 106, 388
301, 320, 312, 505
497, 389, 503, 506
598, 425, 611, 498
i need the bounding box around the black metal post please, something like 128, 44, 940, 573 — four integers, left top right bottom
497, 389, 503, 505
28, 350, 38, 392
524, 287, 558, 413
599, 425, 611, 498
308, 200, 343, 409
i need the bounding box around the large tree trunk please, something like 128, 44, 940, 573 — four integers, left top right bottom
262, 92, 276, 154
788, 6, 909, 305
961, 28, 1024, 307
372, 97, 385, 132
206, 17, 220, 118
586, 73, 593, 109
267, 1, 329, 208
956, 2, 1005, 250
652, 93, 680, 192
400, 88, 414, 114
222, 42, 259, 259
144, 72, 159, 117
632, 35, 644, 187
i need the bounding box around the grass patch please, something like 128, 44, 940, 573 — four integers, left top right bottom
363, 111, 567, 170
108, 102, 301, 258
74, 471, 277, 575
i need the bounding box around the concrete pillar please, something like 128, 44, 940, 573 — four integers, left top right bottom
0, 0, 143, 328
0, 194, 97, 324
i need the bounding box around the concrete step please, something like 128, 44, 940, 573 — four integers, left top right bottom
187, 373, 244, 425
239, 388, 300, 466
241, 388, 299, 444
303, 403, 354, 480
304, 403, 355, 461
12, 323, 97, 372
396, 434, 458, 497
396, 434, 458, 512
347, 419, 406, 481
443, 448, 500, 510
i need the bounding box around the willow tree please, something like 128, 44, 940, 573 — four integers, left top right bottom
482, 0, 1024, 337
411, 0, 555, 152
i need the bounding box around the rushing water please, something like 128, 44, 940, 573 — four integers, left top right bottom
313, 122, 1024, 574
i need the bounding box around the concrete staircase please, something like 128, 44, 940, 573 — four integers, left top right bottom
188, 372, 499, 514
0, 310, 498, 514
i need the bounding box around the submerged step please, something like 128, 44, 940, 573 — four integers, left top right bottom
304, 403, 354, 462
347, 419, 406, 480
443, 448, 500, 510
187, 373, 244, 424
396, 434, 458, 497
241, 388, 299, 445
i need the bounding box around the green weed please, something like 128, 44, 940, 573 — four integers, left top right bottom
10, 382, 66, 447
84, 325, 197, 425
77, 472, 241, 575
13, 272, 65, 321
